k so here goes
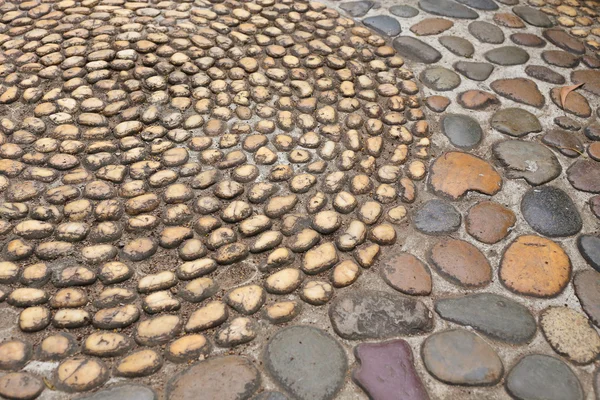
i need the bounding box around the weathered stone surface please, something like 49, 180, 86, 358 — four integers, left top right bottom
521, 186, 582, 237
571, 70, 600, 97
0, 373, 44, 400
491, 108, 542, 137
363, 16, 401, 37
439, 36, 475, 57
550, 88, 591, 118
574, 270, 600, 327
494, 13, 525, 28
55, 357, 109, 393
419, 0, 479, 19
513, 6, 553, 27
540, 307, 600, 365
493, 140, 561, 186
426, 96, 451, 112
353, 339, 429, 400
511, 32, 546, 47
411, 18, 454, 35
329, 290, 433, 340
265, 326, 347, 400
420, 67, 461, 91
466, 201, 516, 244
542, 50, 579, 68
456, 0, 498, 9
429, 152, 502, 199
578, 235, 600, 272
526, 65, 566, 84
441, 114, 482, 149
428, 238, 492, 288
469, 21, 504, 43
567, 160, 600, 193
340, 1, 374, 17
422, 329, 504, 386
500, 235, 571, 298
390, 5, 420, 17
167, 356, 260, 400
455, 62, 494, 81
435, 293, 536, 344
506, 355, 584, 400
414, 200, 461, 235
392, 37, 442, 64
77, 384, 156, 400
381, 253, 432, 296
490, 78, 544, 107
543, 28, 586, 54
458, 90, 499, 110
485, 47, 530, 65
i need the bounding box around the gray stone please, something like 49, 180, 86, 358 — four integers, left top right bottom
521, 186, 582, 237
264, 326, 347, 400
329, 290, 433, 340
578, 235, 600, 273
253, 392, 289, 400
414, 199, 461, 235
392, 37, 442, 64
77, 384, 156, 400
526, 65, 566, 84
419, 0, 479, 19
506, 355, 583, 400
454, 61, 494, 81
469, 21, 504, 43
441, 114, 482, 149
513, 6, 553, 27
491, 108, 542, 137
363, 16, 401, 37
439, 36, 475, 58
485, 46, 530, 65
435, 293, 536, 344
390, 5, 419, 17
420, 67, 461, 91
493, 140, 561, 186
574, 270, 600, 327
340, 1, 374, 17
456, 0, 498, 10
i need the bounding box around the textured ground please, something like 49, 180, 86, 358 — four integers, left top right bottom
0, 0, 599, 398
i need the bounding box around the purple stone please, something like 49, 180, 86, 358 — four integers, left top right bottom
353, 339, 430, 400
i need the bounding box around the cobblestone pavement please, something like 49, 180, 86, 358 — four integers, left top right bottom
0, 0, 599, 398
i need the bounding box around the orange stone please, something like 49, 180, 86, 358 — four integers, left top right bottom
550, 87, 591, 118
494, 13, 526, 28
428, 152, 502, 200
490, 78, 545, 108
500, 235, 571, 298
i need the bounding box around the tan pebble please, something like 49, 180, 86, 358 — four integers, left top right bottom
135, 314, 181, 346
166, 334, 211, 363
185, 301, 229, 333
116, 349, 163, 377
264, 301, 301, 324
331, 260, 361, 288
301, 280, 334, 305
55, 357, 108, 392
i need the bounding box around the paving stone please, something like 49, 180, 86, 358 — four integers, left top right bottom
485, 47, 531, 66
542, 129, 584, 157
410, 18, 454, 35
506, 355, 584, 400
264, 326, 347, 400
493, 140, 562, 185
456, 0, 498, 10
392, 37, 442, 63
458, 90, 499, 109
435, 294, 536, 344
574, 270, 600, 327
567, 160, 600, 193
571, 70, 600, 97
439, 36, 475, 57
253, 392, 289, 400
513, 6, 554, 27
419, 0, 479, 19
494, 13, 525, 28
454, 61, 494, 81
414, 199, 461, 235
428, 152, 502, 199
591, 196, 600, 219
420, 67, 461, 91
55, 357, 109, 393
511, 32, 547, 47
0, 373, 44, 400
390, 5, 420, 17
500, 235, 571, 298
550, 88, 591, 118
167, 356, 260, 400
363, 16, 402, 37
422, 329, 504, 386
329, 290, 433, 340
542, 50, 580, 68
525, 65, 566, 84
491, 108, 542, 137
521, 186, 582, 237
425, 95, 451, 112
554, 116, 581, 131
428, 238, 492, 288
589, 143, 600, 161
466, 201, 516, 244
469, 21, 505, 43
79, 384, 156, 400
490, 78, 544, 107
578, 234, 600, 272
540, 307, 600, 365
543, 28, 586, 54
353, 339, 429, 400
381, 253, 432, 295
340, 1, 374, 17
441, 114, 482, 149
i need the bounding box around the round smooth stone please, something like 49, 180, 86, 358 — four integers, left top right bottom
493, 140, 561, 186
135, 315, 181, 346
441, 114, 482, 149
0, 341, 32, 371
414, 200, 461, 235
116, 349, 163, 378
381, 253, 432, 295
74, 384, 157, 400
37, 333, 78, 361
573, 270, 600, 327
55, 357, 109, 392
215, 317, 257, 347
465, 201, 516, 244
166, 334, 211, 363
0, 373, 44, 400
428, 238, 492, 288
420, 67, 461, 91
521, 186, 582, 237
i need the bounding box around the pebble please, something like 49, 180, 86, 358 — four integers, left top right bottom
419, 0, 479, 19
264, 326, 347, 400
543, 28, 586, 54
422, 329, 504, 385
540, 307, 600, 364
506, 355, 583, 400
215, 317, 256, 347
353, 339, 429, 400
225, 285, 265, 315
543, 50, 580, 68
567, 160, 600, 193
571, 70, 600, 97
573, 270, 600, 327
185, 301, 228, 333
426, 96, 451, 112
466, 201, 516, 244
457, 0, 498, 10
363, 16, 402, 37
340, 1, 374, 17
493, 140, 561, 185
458, 90, 499, 110
526, 65, 566, 84
390, 5, 420, 17
513, 5, 554, 27
301, 281, 334, 305
392, 37, 442, 63
490, 78, 544, 107
485, 47, 530, 65
577, 234, 600, 272
329, 290, 433, 339
381, 253, 432, 295
500, 235, 571, 297
414, 199, 461, 235
428, 152, 502, 199
55, 357, 109, 392
469, 21, 505, 43
435, 293, 536, 343
550, 88, 591, 118
428, 238, 492, 287
167, 356, 259, 400
0, 373, 44, 400
521, 186, 582, 237
420, 67, 461, 91
0, 340, 31, 371
511, 33, 547, 47
454, 61, 494, 81
411, 18, 454, 35
76, 384, 156, 400
439, 36, 475, 57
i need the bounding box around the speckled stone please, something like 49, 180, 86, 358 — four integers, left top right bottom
578, 235, 600, 272
410, 18, 454, 35
428, 237, 492, 288
458, 90, 499, 110
441, 114, 482, 149
414, 200, 461, 235
381, 253, 432, 295
521, 186, 582, 237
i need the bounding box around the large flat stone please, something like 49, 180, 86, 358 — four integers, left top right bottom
419, 0, 479, 19
392, 37, 442, 64
521, 186, 582, 237
493, 140, 561, 186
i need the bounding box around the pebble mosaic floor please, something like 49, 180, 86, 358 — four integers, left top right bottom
0, 0, 599, 398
